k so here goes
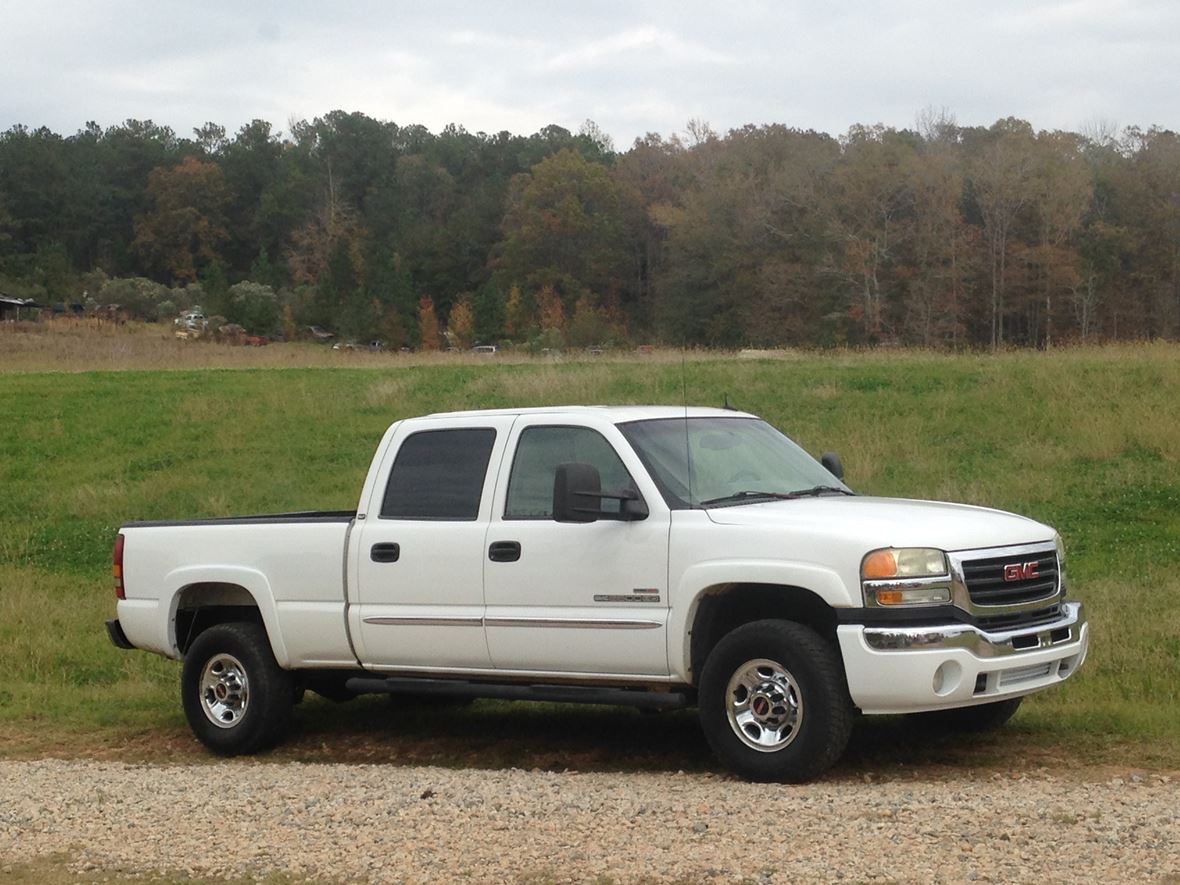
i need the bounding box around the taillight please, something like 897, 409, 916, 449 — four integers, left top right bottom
113, 533, 125, 599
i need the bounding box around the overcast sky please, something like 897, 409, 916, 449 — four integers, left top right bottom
4, 1, 1178, 146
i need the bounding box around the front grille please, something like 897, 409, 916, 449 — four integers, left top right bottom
962, 551, 1059, 607
998, 662, 1054, 688
974, 604, 1061, 632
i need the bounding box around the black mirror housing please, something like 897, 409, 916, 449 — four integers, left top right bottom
553, 462, 602, 523
821, 452, 845, 481
553, 463, 650, 522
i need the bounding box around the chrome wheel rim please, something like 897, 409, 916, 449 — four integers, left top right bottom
725, 658, 803, 752
199, 654, 249, 729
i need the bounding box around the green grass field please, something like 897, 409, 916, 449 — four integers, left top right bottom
1, 343, 1177, 771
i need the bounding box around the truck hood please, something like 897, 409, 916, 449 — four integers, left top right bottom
704, 495, 1054, 552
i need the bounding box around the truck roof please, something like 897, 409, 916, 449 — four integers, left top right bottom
419, 405, 757, 423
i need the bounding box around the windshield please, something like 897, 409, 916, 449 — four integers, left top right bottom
618, 417, 849, 509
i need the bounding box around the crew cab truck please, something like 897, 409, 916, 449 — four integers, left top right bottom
107, 406, 1088, 782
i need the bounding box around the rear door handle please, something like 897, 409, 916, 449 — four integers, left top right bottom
488, 541, 521, 563
370, 542, 400, 563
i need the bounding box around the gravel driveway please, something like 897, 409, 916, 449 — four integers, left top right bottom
1, 759, 1177, 883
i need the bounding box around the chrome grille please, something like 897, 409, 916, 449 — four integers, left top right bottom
962, 551, 1058, 607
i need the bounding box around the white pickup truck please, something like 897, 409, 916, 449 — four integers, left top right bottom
108, 406, 1088, 781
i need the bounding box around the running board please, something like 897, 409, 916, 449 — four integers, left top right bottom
344, 676, 691, 710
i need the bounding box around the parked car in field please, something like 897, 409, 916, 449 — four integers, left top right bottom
107, 406, 1087, 781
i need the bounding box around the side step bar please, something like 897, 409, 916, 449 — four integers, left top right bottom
344, 676, 691, 710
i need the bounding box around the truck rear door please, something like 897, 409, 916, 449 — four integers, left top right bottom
350, 416, 514, 670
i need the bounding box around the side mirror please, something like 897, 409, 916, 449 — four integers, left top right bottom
821, 452, 844, 481
553, 462, 602, 523
553, 462, 650, 523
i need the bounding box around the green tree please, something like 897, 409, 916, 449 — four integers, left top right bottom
226, 281, 280, 334
498, 149, 634, 305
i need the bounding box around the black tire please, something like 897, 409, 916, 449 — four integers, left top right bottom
698, 619, 853, 783
181, 621, 293, 755
908, 696, 1023, 733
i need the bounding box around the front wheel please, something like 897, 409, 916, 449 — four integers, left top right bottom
698, 620, 853, 783
181, 621, 293, 755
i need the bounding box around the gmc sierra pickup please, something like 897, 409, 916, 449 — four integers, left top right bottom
107, 406, 1088, 781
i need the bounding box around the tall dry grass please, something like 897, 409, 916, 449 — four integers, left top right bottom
0, 318, 742, 372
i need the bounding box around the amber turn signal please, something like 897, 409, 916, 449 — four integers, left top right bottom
862, 549, 898, 579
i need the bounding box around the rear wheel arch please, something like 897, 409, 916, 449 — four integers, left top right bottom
171, 581, 283, 665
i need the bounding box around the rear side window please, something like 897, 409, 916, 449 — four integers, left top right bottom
381, 428, 496, 520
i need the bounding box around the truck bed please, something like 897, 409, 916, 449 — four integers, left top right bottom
118, 512, 357, 667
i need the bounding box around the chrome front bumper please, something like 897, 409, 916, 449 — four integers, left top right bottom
862, 601, 1085, 658
837, 602, 1088, 714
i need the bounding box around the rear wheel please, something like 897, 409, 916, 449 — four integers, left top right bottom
698, 619, 853, 783
908, 696, 1023, 732
181, 622, 293, 755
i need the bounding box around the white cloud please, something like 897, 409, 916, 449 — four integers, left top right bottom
0, 0, 1177, 144
543, 26, 736, 72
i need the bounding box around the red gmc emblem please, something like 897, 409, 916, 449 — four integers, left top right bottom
1003, 561, 1040, 582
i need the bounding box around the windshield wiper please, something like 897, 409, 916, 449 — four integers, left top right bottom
700, 486, 853, 507
700, 490, 795, 506
782, 485, 854, 499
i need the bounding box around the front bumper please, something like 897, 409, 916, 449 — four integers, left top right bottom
837, 601, 1088, 714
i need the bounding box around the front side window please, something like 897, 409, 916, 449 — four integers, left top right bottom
381, 428, 496, 520
505, 426, 635, 519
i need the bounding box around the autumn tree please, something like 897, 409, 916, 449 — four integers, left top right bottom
417, 296, 440, 350
969, 121, 1037, 348
831, 126, 914, 340
537, 284, 566, 334
132, 156, 230, 283
903, 143, 974, 346
1027, 132, 1092, 346
447, 295, 476, 349
504, 284, 531, 339
568, 293, 610, 346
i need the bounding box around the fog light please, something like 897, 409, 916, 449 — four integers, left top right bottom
933, 661, 962, 696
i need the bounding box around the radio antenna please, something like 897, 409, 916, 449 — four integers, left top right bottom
681, 342, 693, 507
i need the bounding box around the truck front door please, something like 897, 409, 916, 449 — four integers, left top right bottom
483, 419, 671, 677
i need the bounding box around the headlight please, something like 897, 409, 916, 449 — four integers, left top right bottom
862, 547, 948, 580
861, 547, 951, 607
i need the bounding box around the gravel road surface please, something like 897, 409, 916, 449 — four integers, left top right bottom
1, 759, 1177, 883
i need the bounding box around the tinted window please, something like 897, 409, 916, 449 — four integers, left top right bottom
505, 426, 634, 519
381, 428, 496, 520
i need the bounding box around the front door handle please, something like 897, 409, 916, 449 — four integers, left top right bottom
370, 542, 400, 563
488, 541, 521, 563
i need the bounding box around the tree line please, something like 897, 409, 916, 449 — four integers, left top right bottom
1, 110, 1177, 348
